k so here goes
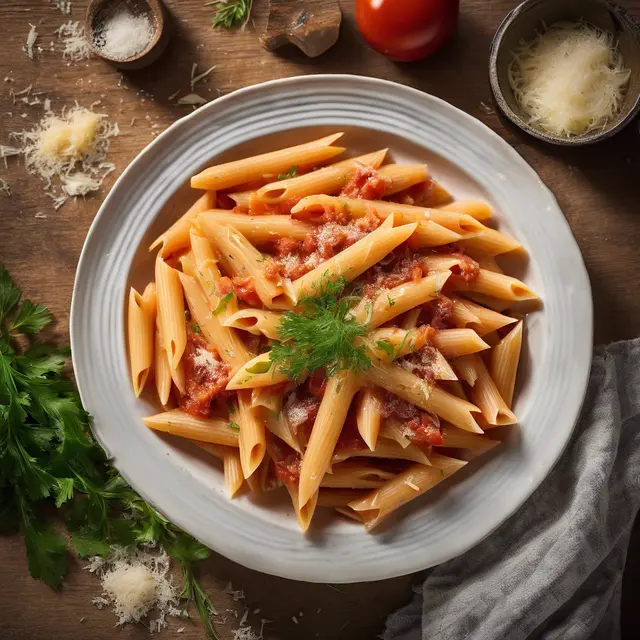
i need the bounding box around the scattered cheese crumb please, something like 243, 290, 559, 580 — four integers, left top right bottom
406, 480, 420, 491
177, 93, 207, 106
87, 547, 185, 632
34, 211, 47, 219
25, 24, 38, 60
0, 178, 10, 195
57, 21, 91, 62
54, 0, 72, 14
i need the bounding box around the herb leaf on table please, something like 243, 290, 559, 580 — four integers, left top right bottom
0, 263, 219, 638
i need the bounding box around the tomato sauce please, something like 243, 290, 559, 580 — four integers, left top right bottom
381, 391, 443, 446
340, 163, 391, 200
335, 412, 367, 453
284, 391, 321, 447
387, 180, 435, 206
218, 275, 261, 306
180, 333, 231, 417
269, 436, 302, 486
419, 294, 454, 330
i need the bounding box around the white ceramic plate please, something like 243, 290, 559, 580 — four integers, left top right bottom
70, 75, 592, 583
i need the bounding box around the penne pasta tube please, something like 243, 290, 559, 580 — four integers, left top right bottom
462, 292, 513, 313
424, 181, 453, 206
191, 133, 346, 190
285, 216, 417, 304
475, 255, 503, 274
436, 200, 493, 220
356, 387, 384, 450
433, 350, 458, 381
143, 410, 240, 447
170, 358, 186, 395
251, 387, 284, 415
237, 389, 267, 477
150, 191, 215, 257
154, 326, 171, 406
197, 211, 314, 244
380, 417, 412, 448
223, 309, 282, 340
348, 454, 467, 531
155, 257, 187, 370
490, 321, 523, 409
226, 352, 289, 390
196, 217, 282, 308
376, 164, 429, 196
366, 327, 429, 361
432, 328, 490, 358
317, 488, 369, 508
128, 283, 157, 396
426, 385, 484, 433
320, 460, 395, 489
257, 150, 387, 203
352, 272, 451, 329
401, 308, 421, 330
440, 423, 500, 454
298, 371, 359, 510
450, 296, 517, 335
196, 442, 244, 498
177, 271, 252, 370
263, 408, 302, 454
452, 354, 479, 386
467, 354, 517, 426
291, 195, 463, 245
188, 231, 239, 322
459, 227, 524, 257
452, 270, 538, 302
284, 481, 318, 533
333, 438, 431, 466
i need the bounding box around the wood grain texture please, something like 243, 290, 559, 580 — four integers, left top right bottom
0, 1, 639, 638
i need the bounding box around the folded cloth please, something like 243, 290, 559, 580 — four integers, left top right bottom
383, 338, 640, 640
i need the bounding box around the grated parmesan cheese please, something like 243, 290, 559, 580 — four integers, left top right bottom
87, 547, 185, 632
6, 105, 118, 208
508, 21, 631, 137
93, 7, 154, 61
192, 347, 223, 376
25, 24, 38, 59
57, 21, 91, 62
177, 93, 208, 106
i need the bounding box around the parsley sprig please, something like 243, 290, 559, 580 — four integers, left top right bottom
0, 263, 218, 638
209, 0, 252, 29
269, 273, 371, 379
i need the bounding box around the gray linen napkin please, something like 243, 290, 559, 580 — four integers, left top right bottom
383, 338, 640, 640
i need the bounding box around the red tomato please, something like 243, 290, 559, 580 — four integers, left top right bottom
355, 0, 460, 62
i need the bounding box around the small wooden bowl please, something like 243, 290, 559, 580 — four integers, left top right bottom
86, 0, 170, 70
489, 0, 640, 145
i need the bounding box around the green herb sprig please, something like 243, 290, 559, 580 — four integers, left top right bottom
0, 264, 218, 638
269, 273, 371, 380
209, 0, 251, 29
277, 165, 298, 180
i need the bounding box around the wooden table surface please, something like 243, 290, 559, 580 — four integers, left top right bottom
1, 1, 639, 639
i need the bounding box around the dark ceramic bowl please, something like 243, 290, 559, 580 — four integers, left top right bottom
489, 0, 640, 145
86, 0, 170, 70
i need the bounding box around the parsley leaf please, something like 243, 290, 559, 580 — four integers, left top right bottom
277, 165, 298, 180
0, 263, 21, 321
192, 323, 202, 334
376, 340, 395, 359
227, 422, 240, 430
387, 295, 396, 308
10, 300, 52, 334
269, 272, 370, 379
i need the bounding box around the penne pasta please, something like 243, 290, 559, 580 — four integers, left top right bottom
256, 150, 387, 203
317, 488, 369, 508
440, 423, 500, 454
298, 371, 359, 510
223, 308, 282, 340
466, 354, 517, 426
177, 270, 252, 370
197, 211, 314, 244
452, 269, 538, 302
347, 454, 467, 531
459, 226, 524, 257
150, 191, 215, 257
490, 321, 523, 408
355, 387, 383, 450
155, 257, 187, 370
196, 442, 245, 498
263, 408, 302, 454
376, 164, 429, 195
284, 481, 318, 533
432, 328, 490, 358
191, 133, 346, 190
332, 438, 431, 466
226, 352, 289, 390
450, 296, 517, 335
154, 325, 171, 406
401, 308, 422, 330
251, 387, 284, 414
128, 283, 157, 396
237, 389, 267, 478
436, 200, 493, 220
196, 217, 282, 308
143, 410, 240, 446
320, 460, 395, 489
452, 354, 479, 386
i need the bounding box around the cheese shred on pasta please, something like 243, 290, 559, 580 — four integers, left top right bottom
508, 21, 630, 137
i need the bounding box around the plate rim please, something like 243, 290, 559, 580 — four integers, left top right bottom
70, 74, 593, 582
